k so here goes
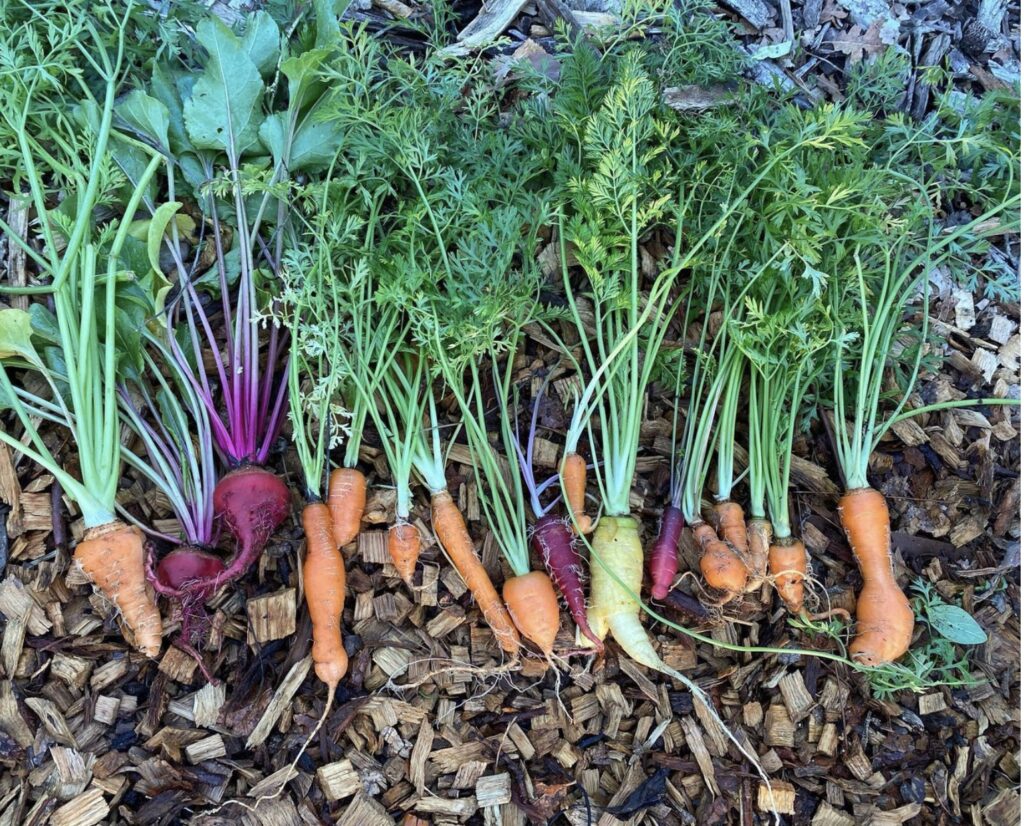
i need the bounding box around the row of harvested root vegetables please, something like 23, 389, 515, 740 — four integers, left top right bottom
0, 9, 1018, 784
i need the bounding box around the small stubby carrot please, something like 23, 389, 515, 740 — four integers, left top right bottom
693, 521, 748, 598
302, 502, 349, 690
745, 518, 772, 584
768, 538, 807, 614
74, 521, 163, 658
328, 468, 366, 548
560, 452, 591, 534
430, 490, 520, 655
503, 570, 560, 655
838, 487, 914, 665
388, 522, 421, 585
713, 500, 748, 557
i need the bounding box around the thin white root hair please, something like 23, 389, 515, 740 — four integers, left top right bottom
665, 666, 781, 826
205, 685, 335, 816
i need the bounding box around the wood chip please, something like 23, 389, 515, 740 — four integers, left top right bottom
317, 758, 362, 802
777, 672, 815, 722
50, 788, 108, 826
246, 589, 296, 645
185, 734, 226, 764
764, 704, 795, 748
919, 692, 947, 715
759, 780, 796, 815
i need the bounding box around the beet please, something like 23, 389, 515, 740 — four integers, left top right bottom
531, 513, 604, 651
213, 465, 291, 561
156, 548, 227, 593
649, 505, 684, 600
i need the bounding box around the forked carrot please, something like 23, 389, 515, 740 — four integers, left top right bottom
692, 521, 748, 597
328, 468, 366, 548
768, 538, 806, 614
560, 452, 592, 534
837, 488, 914, 665
502, 570, 560, 655
74, 521, 163, 658
430, 490, 520, 654
713, 500, 748, 556
388, 522, 421, 585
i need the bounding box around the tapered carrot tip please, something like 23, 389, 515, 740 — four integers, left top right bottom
74, 521, 163, 658
388, 523, 421, 584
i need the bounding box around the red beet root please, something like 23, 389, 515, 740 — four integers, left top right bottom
213, 465, 291, 558
156, 548, 226, 593
531, 513, 604, 652
649, 505, 684, 600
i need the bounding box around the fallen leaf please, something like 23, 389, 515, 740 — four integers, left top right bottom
830, 20, 886, 63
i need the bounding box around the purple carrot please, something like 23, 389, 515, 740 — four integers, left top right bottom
514, 380, 604, 652
531, 513, 604, 651
649, 504, 685, 600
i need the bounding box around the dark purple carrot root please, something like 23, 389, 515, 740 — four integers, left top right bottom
531, 513, 604, 652
649, 505, 684, 600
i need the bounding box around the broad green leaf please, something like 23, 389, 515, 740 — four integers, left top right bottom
152, 63, 191, 154
116, 90, 170, 151
928, 604, 988, 645
281, 49, 329, 111
0, 308, 39, 365
258, 106, 343, 172
29, 304, 61, 349
184, 18, 264, 156
147, 202, 184, 275
314, 0, 344, 46
241, 11, 281, 79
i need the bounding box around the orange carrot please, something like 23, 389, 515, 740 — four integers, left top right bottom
302, 502, 349, 688
502, 570, 560, 655
693, 521, 747, 597
560, 452, 591, 534
746, 518, 772, 584
74, 521, 162, 658
388, 522, 421, 585
252, 502, 347, 809
838, 488, 914, 665
713, 500, 748, 557
430, 490, 520, 654
768, 538, 807, 614
328, 468, 365, 548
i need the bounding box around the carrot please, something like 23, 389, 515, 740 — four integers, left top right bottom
74, 521, 163, 658
328, 468, 366, 548
838, 488, 914, 665
648, 505, 684, 600
560, 452, 591, 534
302, 503, 349, 688
713, 500, 748, 556
430, 490, 520, 654
531, 513, 603, 651
768, 538, 807, 614
745, 518, 772, 583
247, 502, 347, 811
502, 570, 560, 655
388, 522, 421, 585
692, 521, 748, 597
